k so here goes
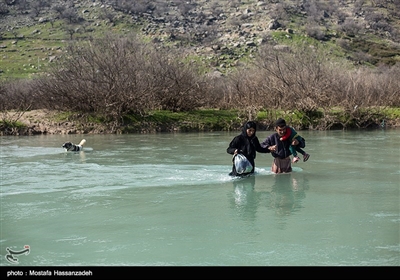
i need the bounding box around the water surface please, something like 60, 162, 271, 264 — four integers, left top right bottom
1, 130, 399, 266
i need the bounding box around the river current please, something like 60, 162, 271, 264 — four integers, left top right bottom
1, 130, 399, 267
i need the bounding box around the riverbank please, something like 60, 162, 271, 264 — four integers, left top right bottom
1, 109, 399, 136
1, 109, 243, 135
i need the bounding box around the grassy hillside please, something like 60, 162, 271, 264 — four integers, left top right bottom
1, 0, 399, 79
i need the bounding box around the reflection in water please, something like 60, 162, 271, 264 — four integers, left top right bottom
269, 174, 309, 217
231, 173, 310, 226
231, 176, 259, 221
62, 150, 86, 162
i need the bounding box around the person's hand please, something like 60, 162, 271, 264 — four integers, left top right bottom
234, 149, 238, 155
292, 139, 299, 146
269, 145, 277, 152
279, 137, 283, 141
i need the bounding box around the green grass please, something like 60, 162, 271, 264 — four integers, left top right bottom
271, 31, 348, 60
1, 21, 67, 79
140, 109, 239, 124
0, 16, 143, 79
0, 120, 26, 129
115, 109, 243, 132
382, 107, 400, 119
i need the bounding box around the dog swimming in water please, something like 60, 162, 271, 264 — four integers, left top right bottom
62, 139, 86, 152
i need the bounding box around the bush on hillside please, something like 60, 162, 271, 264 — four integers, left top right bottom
1, 35, 399, 130
33, 33, 207, 123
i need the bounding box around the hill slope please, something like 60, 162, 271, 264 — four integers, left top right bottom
1, 0, 399, 79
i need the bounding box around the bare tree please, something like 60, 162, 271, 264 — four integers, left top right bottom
15, 0, 29, 14
52, 4, 66, 18
61, 7, 79, 24
249, 43, 350, 128
339, 18, 363, 37
147, 48, 205, 112
30, 0, 50, 18
34, 33, 205, 125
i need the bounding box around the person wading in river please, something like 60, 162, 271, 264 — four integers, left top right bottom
227, 121, 270, 176
261, 118, 301, 173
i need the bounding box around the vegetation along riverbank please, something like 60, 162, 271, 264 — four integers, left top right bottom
1, 0, 399, 135
1, 107, 399, 136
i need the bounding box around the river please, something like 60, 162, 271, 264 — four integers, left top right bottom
1, 130, 399, 267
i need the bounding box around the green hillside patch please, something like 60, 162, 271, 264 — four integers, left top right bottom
271, 31, 348, 61
349, 39, 400, 65
1, 22, 66, 78
141, 109, 238, 125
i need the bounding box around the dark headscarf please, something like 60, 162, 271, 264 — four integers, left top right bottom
242, 121, 257, 139
245, 121, 257, 130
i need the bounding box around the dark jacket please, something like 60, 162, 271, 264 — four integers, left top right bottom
227, 124, 270, 175
285, 126, 305, 148
261, 132, 292, 159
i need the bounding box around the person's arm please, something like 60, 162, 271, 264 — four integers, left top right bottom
261, 135, 277, 152
261, 133, 279, 153
260, 136, 270, 148
253, 137, 271, 153
227, 136, 241, 155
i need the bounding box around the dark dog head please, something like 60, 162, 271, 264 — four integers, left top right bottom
62, 142, 74, 151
